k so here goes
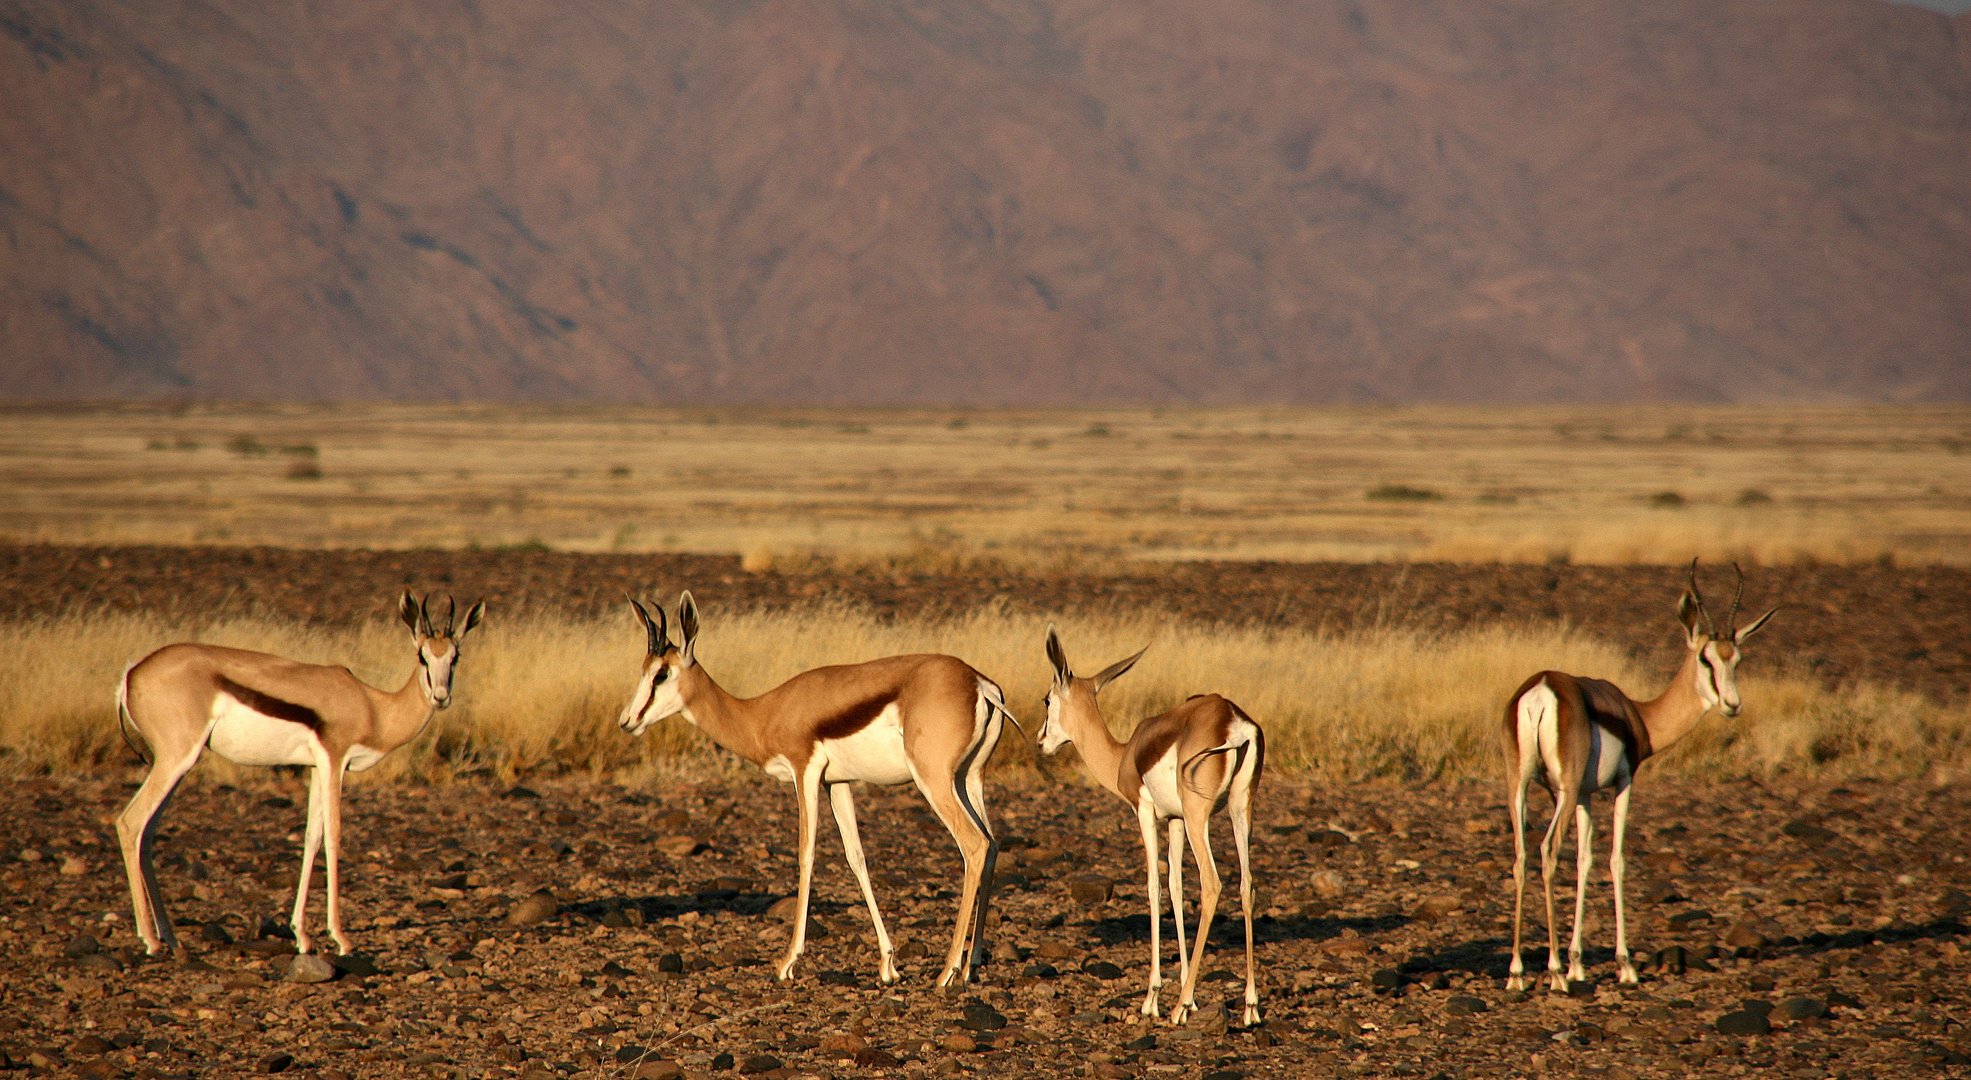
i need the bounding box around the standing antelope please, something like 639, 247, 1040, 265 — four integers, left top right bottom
115, 592, 485, 958
1037, 627, 1265, 1026
617, 592, 1012, 987
1504, 560, 1776, 992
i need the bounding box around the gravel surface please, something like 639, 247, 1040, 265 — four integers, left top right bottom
4, 771, 1969, 1079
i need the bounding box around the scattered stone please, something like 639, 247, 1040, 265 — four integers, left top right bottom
285, 954, 337, 983
1082, 959, 1125, 980
1722, 921, 1770, 949
199, 922, 234, 944
631, 1062, 682, 1080
1825, 989, 1863, 1010
63, 933, 101, 958
1310, 869, 1347, 898
1411, 895, 1460, 920
1034, 942, 1077, 960
329, 954, 380, 977
259, 1052, 294, 1073
1667, 909, 1713, 931
1776, 996, 1827, 1020
1446, 996, 1489, 1015
59, 855, 87, 876
854, 1048, 900, 1068
655, 835, 701, 858
505, 889, 559, 926
767, 896, 802, 921
819, 1033, 868, 1055
1782, 820, 1838, 843
737, 1054, 781, 1074
16, 847, 43, 862
709, 1052, 734, 1070
940, 1033, 977, 1052
1066, 875, 1114, 904
70, 1035, 115, 1055
958, 1002, 1007, 1030
1371, 969, 1403, 991
501, 786, 540, 799
1715, 1010, 1771, 1036
657, 952, 684, 973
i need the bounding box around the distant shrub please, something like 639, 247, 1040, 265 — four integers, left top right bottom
1736, 488, 1774, 506
285, 460, 322, 481
1083, 424, 1115, 437
609, 465, 631, 478
1649, 491, 1686, 508
1366, 484, 1443, 502
226, 434, 269, 456
278, 443, 318, 457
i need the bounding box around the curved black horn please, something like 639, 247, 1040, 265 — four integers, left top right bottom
418, 594, 434, 637
445, 595, 458, 636
1686, 558, 1715, 637
630, 596, 668, 655
1725, 563, 1745, 633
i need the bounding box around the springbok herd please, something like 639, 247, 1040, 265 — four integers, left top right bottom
113, 562, 1775, 1027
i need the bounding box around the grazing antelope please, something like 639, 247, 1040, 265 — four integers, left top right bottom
1037, 627, 1265, 1026
617, 592, 1013, 987
115, 592, 485, 958
1504, 561, 1776, 992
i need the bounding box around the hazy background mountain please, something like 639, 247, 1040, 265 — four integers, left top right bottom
2, 0, 1967, 405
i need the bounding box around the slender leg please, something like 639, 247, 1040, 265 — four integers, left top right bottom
828, 782, 899, 984
322, 758, 351, 955
1137, 800, 1164, 1017
1173, 805, 1222, 1025
1228, 763, 1260, 1027
1505, 772, 1533, 991
917, 712, 1000, 988
291, 764, 329, 954
116, 751, 199, 956
1542, 787, 1582, 993
1610, 778, 1639, 983
1568, 799, 1594, 984
776, 764, 825, 981
1167, 815, 1188, 1014
956, 713, 1002, 982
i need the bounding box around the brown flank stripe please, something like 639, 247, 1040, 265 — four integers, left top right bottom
814, 691, 899, 742
215, 676, 324, 731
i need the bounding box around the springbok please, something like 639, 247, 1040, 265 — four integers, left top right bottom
116, 592, 484, 957
617, 591, 1013, 987
1504, 560, 1776, 992
1036, 627, 1265, 1026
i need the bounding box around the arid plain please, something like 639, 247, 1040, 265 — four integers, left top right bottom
2, 404, 1970, 1080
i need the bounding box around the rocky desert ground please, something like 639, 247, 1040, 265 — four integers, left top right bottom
3, 544, 1969, 1078
3, 769, 1970, 1080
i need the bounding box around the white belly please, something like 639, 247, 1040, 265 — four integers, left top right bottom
206, 695, 319, 767
817, 704, 913, 786
345, 743, 388, 772
1589, 724, 1631, 789
1140, 750, 1187, 820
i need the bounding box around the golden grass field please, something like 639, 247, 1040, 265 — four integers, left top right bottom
3, 401, 1969, 567
5, 603, 1967, 788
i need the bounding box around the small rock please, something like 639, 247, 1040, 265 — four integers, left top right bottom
631, 1062, 682, 1080
70, 1035, 116, 1055
655, 834, 701, 858
1123, 1034, 1157, 1050
709, 1052, 734, 1070
1370, 968, 1403, 991
60, 855, 88, 876
1446, 996, 1489, 1015
286, 954, 337, 984
854, 1048, 900, 1068
1776, 996, 1828, 1020
991, 940, 1021, 962
16, 847, 43, 862
199, 922, 235, 945
940, 1033, 978, 1053
958, 1002, 1007, 1030
767, 895, 803, 921
737, 1054, 781, 1074
1309, 869, 1347, 898
819, 1033, 868, 1054
1411, 895, 1460, 920
1825, 989, 1863, 1010
657, 952, 684, 973
1715, 1010, 1770, 1036
1034, 941, 1078, 960
329, 954, 380, 977
1739, 999, 1775, 1017
260, 1052, 295, 1073
1781, 820, 1837, 843
1066, 875, 1114, 904
74, 1061, 118, 1080
1723, 920, 1774, 949
1082, 959, 1125, 980
64, 933, 101, 958
1667, 909, 1713, 931
502, 785, 540, 799
505, 890, 559, 926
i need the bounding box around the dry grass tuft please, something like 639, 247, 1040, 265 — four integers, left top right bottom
4, 603, 1967, 790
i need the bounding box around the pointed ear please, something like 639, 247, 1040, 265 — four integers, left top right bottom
1091, 646, 1148, 692
677, 591, 700, 665
399, 590, 421, 634
1044, 624, 1071, 684
460, 600, 487, 639
1676, 591, 1704, 644
1734, 606, 1778, 643
629, 596, 668, 654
